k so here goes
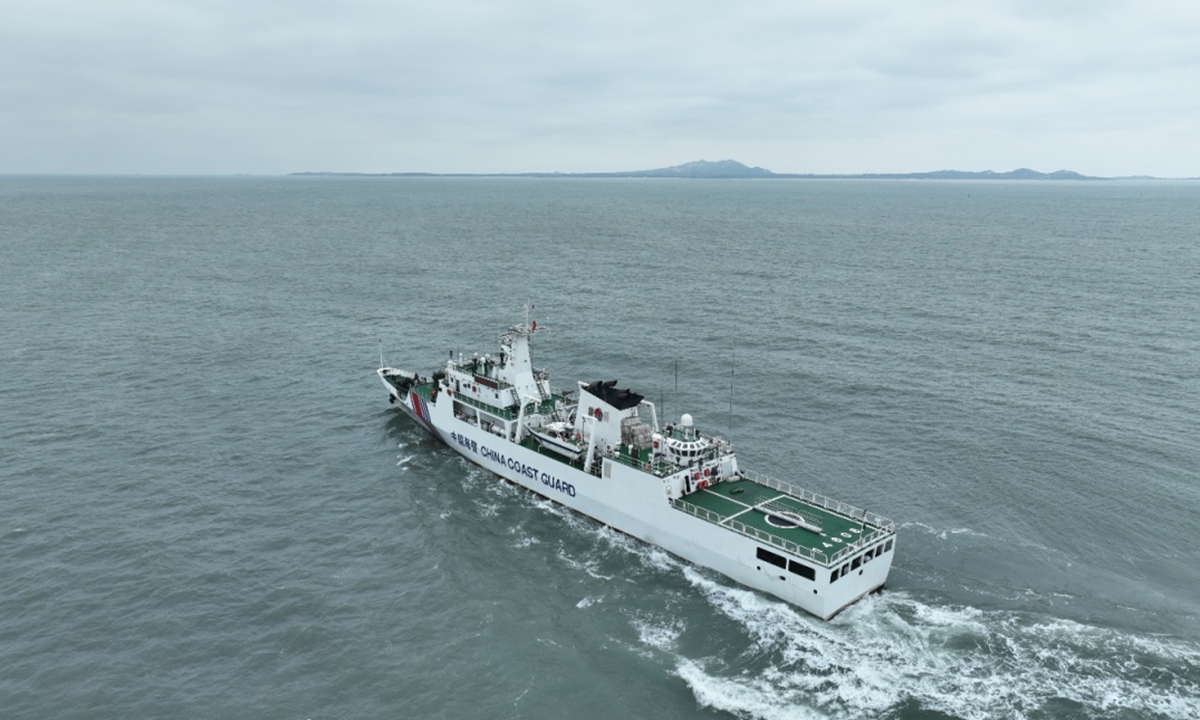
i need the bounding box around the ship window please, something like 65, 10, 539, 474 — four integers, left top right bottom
841, 565, 849, 577
851, 556, 862, 570
756, 547, 787, 569
830, 570, 839, 583
787, 559, 815, 581
885, 539, 893, 552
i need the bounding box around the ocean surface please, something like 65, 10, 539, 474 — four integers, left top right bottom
3, 176, 1199, 719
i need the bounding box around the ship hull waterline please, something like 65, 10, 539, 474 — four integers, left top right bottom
381, 377, 893, 621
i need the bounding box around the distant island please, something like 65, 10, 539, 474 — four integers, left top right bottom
292, 159, 1189, 180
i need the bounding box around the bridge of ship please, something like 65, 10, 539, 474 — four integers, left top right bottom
410, 381, 570, 421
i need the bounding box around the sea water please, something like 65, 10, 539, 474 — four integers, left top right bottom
2, 176, 1198, 719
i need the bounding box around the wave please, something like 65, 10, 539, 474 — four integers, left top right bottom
900, 520, 1014, 545
661, 570, 1200, 720
445, 461, 1200, 718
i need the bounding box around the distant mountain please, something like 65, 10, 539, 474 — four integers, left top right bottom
579, 163, 1099, 180
824, 168, 1099, 180
292, 162, 1148, 180
621, 159, 775, 178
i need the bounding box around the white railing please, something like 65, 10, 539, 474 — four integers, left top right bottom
671, 467, 898, 567
674, 497, 893, 567
455, 394, 515, 419
738, 468, 895, 532
604, 449, 673, 476
672, 498, 833, 566
825, 527, 890, 565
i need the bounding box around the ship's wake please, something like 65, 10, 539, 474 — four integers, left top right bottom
662, 571, 1200, 720
454, 459, 1200, 719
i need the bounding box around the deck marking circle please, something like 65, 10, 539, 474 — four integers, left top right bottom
764, 514, 799, 529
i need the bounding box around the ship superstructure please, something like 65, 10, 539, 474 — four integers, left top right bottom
378, 318, 895, 619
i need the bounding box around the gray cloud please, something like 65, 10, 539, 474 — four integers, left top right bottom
3, 0, 1198, 175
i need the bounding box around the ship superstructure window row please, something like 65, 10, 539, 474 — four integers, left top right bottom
756, 547, 787, 569
788, 559, 815, 581
756, 547, 817, 581
831, 540, 895, 578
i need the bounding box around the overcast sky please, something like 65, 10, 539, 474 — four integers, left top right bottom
4, 0, 1199, 176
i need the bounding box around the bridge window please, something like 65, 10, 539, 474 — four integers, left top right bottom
851, 556, 862, 570
830, 570, 839, 583
788, 559, 815, 581
885, 539, 893, 552
756, 547, 787, 569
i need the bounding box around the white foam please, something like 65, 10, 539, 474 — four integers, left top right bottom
473, 500, 500, 518
638, 546, 683, 574
676, 660, 829, 720
631, 616, 685, 652
670, 574, 1200, 720
937, 526, 991, 540
902, 520, 1060, 558
511, 535, 540, 548
901, 521, 990, 542
556, 548, 614, 581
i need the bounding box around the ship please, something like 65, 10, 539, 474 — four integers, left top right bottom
377, 316, 895, 619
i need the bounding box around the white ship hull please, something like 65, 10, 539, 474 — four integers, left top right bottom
381, 373, 893, 620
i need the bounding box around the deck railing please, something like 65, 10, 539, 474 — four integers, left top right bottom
603, 449, 673, 476
454, 394, 515, 420
673, 497, 892, 567
738, 468, 895, 532
672, 498, 832, 565
452, 392, 564, 422
453, 362, 516, 391
671, 468, 896, 567
410, 382, 437, 400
